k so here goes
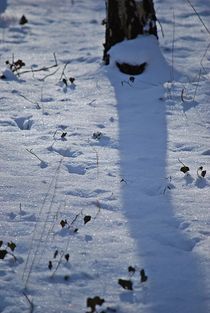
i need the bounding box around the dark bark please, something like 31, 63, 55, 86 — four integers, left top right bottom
103, 0, 158, 66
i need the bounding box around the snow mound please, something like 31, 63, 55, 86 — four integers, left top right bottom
109, 35, 171, 82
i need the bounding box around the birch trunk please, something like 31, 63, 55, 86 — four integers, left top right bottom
103, 0, 158, 68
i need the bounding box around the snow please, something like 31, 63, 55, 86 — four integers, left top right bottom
0, 0, 210, 312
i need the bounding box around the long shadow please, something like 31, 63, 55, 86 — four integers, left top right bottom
106, 57, 206, 312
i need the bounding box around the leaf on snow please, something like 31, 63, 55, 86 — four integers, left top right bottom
87, 296, 105, 313
48, 261, 53, 270
118, 278, 133, 290
65, 253, 70, 262
201, 170, 206, 178
60, 219, 68, 228
0, 240, 3, 248
7, 241, 16, 252
84, 215, 91, 225
61, 132, 67, 138
180, 166, 190, 174
140, 269, 148, 282
0, 250, 8, 260
128, 266, 136, 275
53, 250, 59, 258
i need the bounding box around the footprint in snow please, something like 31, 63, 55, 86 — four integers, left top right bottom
48, 146, 82, 158
0, 118, 17, 127
13, 116, 34, 130
201, 149, 210, 156
65, 163, 86, 175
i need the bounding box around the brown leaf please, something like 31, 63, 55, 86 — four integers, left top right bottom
118, 278, 133, 290
140, 269, 148, 282
87, 296, 105, 313
48, 261, 53, 270
84, 215, 91, 225
180, 166, 190, 174
7, 241, 16, 252
0, 250, 8, 260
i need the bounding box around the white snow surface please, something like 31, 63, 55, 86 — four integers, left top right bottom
0, 0, 210, 312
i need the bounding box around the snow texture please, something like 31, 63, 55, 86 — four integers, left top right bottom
0, 0, 210, 312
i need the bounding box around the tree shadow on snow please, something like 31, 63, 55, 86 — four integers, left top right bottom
106, 51, 207, 313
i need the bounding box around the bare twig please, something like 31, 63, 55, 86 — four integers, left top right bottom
181, 88, 185, 102
26, 148, 43, 162
59, 63, 69, 81
18, 53, 58, 75
23, 292, 34, 313
22, 159, 63, 288
185, 0, 210, 35
200, 42, 210, 74
193, 69, 202, 101
41, 67, 60, 81
19, 93, 41, 109
157, 18, 164, 38
93, 200, 101, 220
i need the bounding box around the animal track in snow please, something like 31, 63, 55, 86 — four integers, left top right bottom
0, 118, 17, 127
65, 163, 86, 175
48, 146, 82, 158
65, 188, 109, 199
201, 149, 210, 156
13, 116, 34, 130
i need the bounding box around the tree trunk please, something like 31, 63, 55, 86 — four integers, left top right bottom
103, 0, 158, 67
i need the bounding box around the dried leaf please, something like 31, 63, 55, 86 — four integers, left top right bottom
62, 78, 68, 86
69, 77, 75, 84
140, 269, 148, 282
60, 219, 67, 228
128, 266, 136, 274
0, 250, 8, 260
53, 250, 58, 259
180, 166, 189, 174
48, 261, 53, 270
201, 170, 206, 178
118, 278, 133, 290
87, 296, 105, 313
7, 241, 16, 252
84, 215, 91, 225
19, 15, 28, 25
65, 253, 70, 262
61, 132, 67, 138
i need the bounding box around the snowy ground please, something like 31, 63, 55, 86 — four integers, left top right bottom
0, 0, 210, 312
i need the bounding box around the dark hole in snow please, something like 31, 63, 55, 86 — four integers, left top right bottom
14, 116, 34, 130
116, 61, 147, 75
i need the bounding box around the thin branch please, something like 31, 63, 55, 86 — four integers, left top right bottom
193, 69, 202, 101
200, 42, 210, 74
26, 148, 43, 162
59, 63, 69, 81
185, 0, 210, 35
19, 93, 41, 109
157, 18, 164, 38
40, 67, 60, 81
23, 292, 34, 313
18, 53, 58, 75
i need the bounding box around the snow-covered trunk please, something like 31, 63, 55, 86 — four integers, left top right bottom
103, 0, 157, 71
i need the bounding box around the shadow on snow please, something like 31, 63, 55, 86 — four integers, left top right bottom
106, 63, 206, 313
